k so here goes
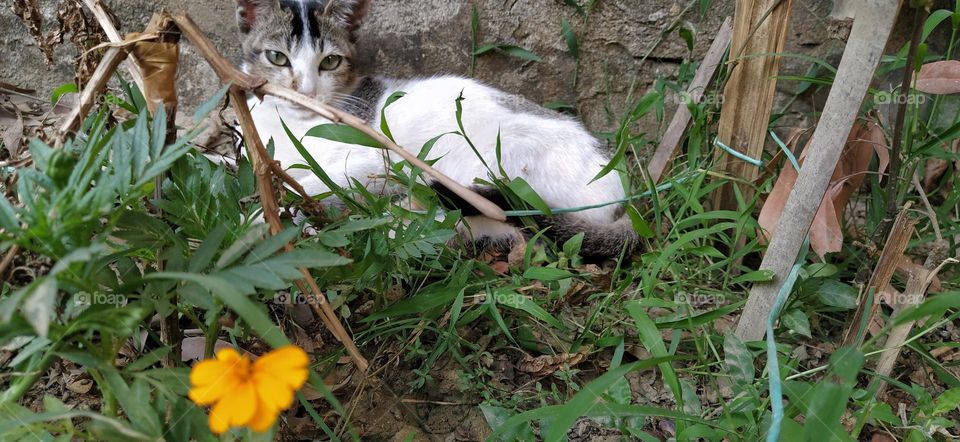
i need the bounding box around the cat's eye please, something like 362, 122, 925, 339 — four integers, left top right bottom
265, 50, 290, 67
319, 55, 343, 71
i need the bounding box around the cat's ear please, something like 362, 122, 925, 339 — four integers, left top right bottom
236, 0, 275, 34
323, 0, 371, 41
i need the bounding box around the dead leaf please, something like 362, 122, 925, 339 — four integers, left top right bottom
517, 350, 588, 377
917, 60, 960, 95
925, 158, 949, 190
2, 116, 24, 159
759, 120, 888, 259
66, 378, 94, 394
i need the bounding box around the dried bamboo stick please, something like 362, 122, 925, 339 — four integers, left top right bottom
648, 17, 733, 184
735, 0, 901, 340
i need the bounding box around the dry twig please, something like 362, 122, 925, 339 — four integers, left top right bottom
80, 0, 146, 92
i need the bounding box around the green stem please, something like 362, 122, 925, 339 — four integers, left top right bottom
0, 348, 59, 404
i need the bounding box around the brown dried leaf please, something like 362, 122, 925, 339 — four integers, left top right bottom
759, 121, 887, 259
13, 0, 56, 63
809, 187, 844, 258
2, 116, 24, 159
517, 350, 588, 377
66, 378, 94, 394
917, 60, 960, 95
924, 158, 949, 191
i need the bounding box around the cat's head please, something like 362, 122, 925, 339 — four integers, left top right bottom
236, 0, 371, 102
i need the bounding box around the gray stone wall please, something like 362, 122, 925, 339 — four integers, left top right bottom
2, 0, 840, 132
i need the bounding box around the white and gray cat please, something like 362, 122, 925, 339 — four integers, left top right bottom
236, 0, 638, 257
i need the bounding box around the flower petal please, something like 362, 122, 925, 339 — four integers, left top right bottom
188, 373, 240, 406
215, 347, 242, 363
190, 359, 228, 387
253, 346, 309, 389
254, 372, 295, 412
207, 381, 257, 434
247, 398, 280, 433
253, 346, 308, 371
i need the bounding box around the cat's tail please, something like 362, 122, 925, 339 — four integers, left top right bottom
533, 212, 640, 258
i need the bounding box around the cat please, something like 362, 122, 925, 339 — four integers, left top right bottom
236, 0, 639, 258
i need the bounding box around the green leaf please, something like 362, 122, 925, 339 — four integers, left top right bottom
188, 224, 228, 272
147, 273, 290, 348
678, 21, 696, 52
723, 333, 755, 385
817, 279, 858, 309
22, 278, 57, 337
507, 177, 552, 216
216, 224, 269, 269
493, 289, 566, 330
474, 44, 543, 62
380, 91, 406, 141
802, 347, 864, 441
781, 309, 812, 338
50, 83, 78, 105
523, 267, 575, 281
923, 9, 954, 43
562, 232, 584, 258
541, 357, 680, 442
480, 404, 535, 441
730, 269, 775, 284
932, 388, 960, 415
625, 301, 684, 427
625, 204, 654, 238
561, 18, 579, 58
592, 91, 661, 182
102, 370, 163, 437
362, 285, 461, 322
0, 197, 18, 231
305, 124, 383, 148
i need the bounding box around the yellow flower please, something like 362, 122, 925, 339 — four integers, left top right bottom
188, 346, 309, 434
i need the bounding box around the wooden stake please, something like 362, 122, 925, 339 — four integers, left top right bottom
842, 205, 915, 347
712, 0, 793, 210
735, 0, 902, 341
647, 17, 733, 184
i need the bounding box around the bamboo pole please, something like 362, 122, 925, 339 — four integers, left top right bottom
712, 0, 793, 210
735, 0, 902, 341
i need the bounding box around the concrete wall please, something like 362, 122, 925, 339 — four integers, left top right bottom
2, 0, 841, 132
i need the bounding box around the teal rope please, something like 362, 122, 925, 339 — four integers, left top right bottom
714, 137, 764, 167
764, 237, 808, 442
763, 129, 807, 442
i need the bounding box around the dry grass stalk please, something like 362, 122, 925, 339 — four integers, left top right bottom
55, 46, 128, 143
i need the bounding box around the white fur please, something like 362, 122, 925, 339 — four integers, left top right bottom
246, 76, 627, 235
